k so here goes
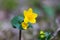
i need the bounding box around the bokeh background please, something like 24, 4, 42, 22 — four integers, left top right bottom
0, 0, 60, 40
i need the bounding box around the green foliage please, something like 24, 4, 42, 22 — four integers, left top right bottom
38, 31, 52, 40
1, 0, 18, 10
11, 15, 32, 30
42, 5, 55, 17
33, 8, 41, 15
11, 15, 24, 30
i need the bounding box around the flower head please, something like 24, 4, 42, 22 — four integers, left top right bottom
24, 8, 38, 23
21, 22, 28, 30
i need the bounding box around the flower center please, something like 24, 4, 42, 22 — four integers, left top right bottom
24, 23, 27, 26
22, 22, 28, 29
27, 14, 33, 20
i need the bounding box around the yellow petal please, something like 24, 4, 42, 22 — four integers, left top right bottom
24, 27, 27, 30
24, 10, 27, 16
28, 8, 33, 13
33, 13, 38, 18
29, 19, 36, 23
24, 17, 29, 23
22, 25, 28, 30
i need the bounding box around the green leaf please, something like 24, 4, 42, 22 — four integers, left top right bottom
11, 15, 32, 30
11, 15, 24, 30
28, 23, 32, 28
45, 32, 51, 40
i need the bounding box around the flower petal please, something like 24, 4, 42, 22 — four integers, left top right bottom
33, 13, 38, 18
29, 19, 36, 23
28, 8, 33, 13
24, 10, 27, 16
24, 17, 29, 23
24, 27, 27, 30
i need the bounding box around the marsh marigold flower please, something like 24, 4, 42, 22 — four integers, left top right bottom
21, 22, 28, 30
24, 8, 38, 23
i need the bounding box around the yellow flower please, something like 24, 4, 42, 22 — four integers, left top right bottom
24, 8, 38, 23
21, 22, 28, 30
